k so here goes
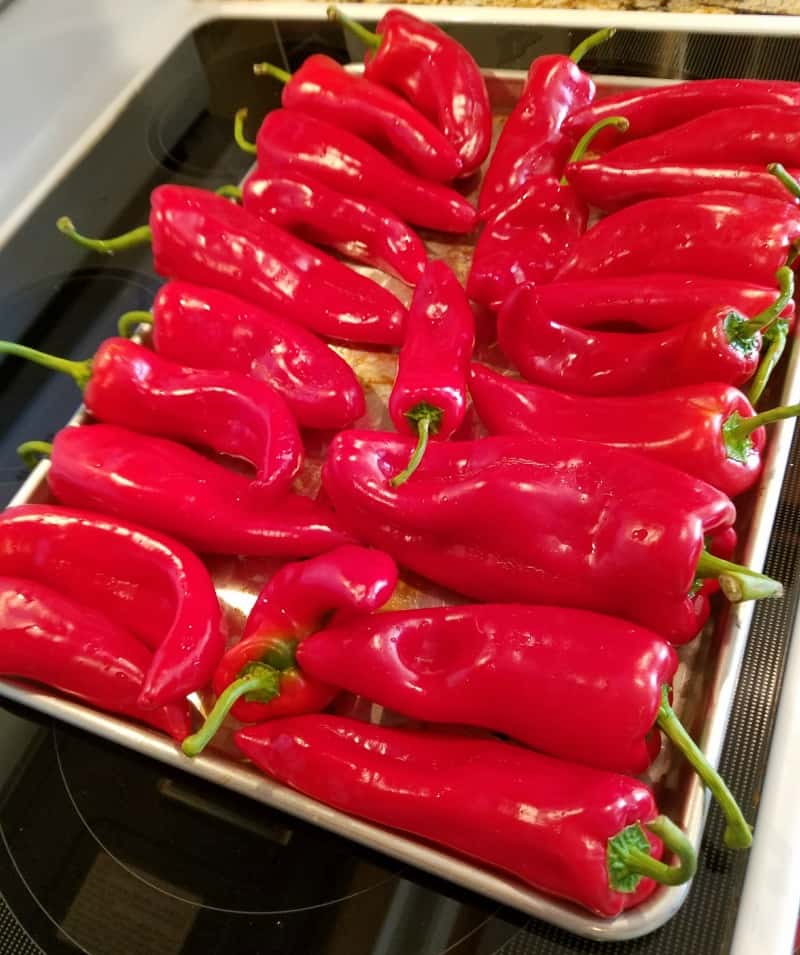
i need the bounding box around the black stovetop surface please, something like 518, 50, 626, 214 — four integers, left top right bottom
1, 16, 800, 955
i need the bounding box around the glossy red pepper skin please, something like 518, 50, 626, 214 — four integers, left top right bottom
256, 111, 477, 235
0, 577, 191, 740
517, 275, 795, 332
149, 282, 365, 431
299, 604, 676, 773
150, 185, 406, 345
84, 338, 301, 499
555, 191, 800, 286
213, 546, 398, 722
478, 56, 594, 217
470, 364, 765, 498
47, 425, 354, 559
242, 170, 426, 285
0, 505, 224, 708
467, 178, 588, 310
236, 715, 662, 917
323, 431, 735, 643
389, 260, 474, 440
277, 54, 461, 182
498, 285, 770, 397
360, 10, 491, 177
563, 78, 800, 148
567, 161, 800, 212
598, 105, 800, 169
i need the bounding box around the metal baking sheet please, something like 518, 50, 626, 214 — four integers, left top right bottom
1, 64, 799, 943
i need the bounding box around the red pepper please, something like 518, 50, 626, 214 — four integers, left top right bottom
0, 505, 224, 708
477, 28, 614, 218
32, 425, 352, 559
237, 170, 426, 285
330, 8, 491, 178
562, 78, 800, 149
254, 110, 476, 235
236, 715, 697, 917
508, 274, 796, 332
467, 117, 626, 311
0, 336, 302, 500
299, 604, 751, 848
555, 191, 800, 286
323, 430, 782, 644
470, 363, 800, 498
119, 281, 365, 431
596, 105, 800, 169
0, 576, 191, 740
252, 54, 461, 182
388, 261, 474, 485
498, 269, 794, 398
567, 161, 800, 212
467, 180, 587, 310
57, 185, 406, 346
181, 546, 398, 755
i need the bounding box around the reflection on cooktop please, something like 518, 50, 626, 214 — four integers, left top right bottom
0, 716, 527, 954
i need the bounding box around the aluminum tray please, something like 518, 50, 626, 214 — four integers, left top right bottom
1, 63, 799, 944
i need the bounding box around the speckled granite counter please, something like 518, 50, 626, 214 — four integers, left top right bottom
274, 0, 797, 14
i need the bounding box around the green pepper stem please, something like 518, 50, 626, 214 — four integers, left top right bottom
117, 310, 154, 339
768, 162, 800, 200
253, 61, 292, 84
560, 116, 629, 184
391, 415, 433, 487
695, 549, 783, 602
609, 815, 697, 891
234, 108, 257, 155
737, 267, 794, 339
570, 27, 616, 63
181, 667, 281, 757
17, 441, 53, 469
656, 686, 752, 849
0, 341, 92, 390
748, 320, 789, 406
327, 7, 382, 49
727, 401, 800, 442
216, 185, 243, 201
57, 216, 152, 256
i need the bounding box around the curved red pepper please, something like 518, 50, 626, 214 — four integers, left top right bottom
599, 105, 800, 169
241, 170, 426, 285
513, 274, 795, 332
0, 577, 191, 740
0, 505, 224, 708
562, 78, 800, 149
58, 185, 406, 346
237, 715, 698, 917
498, 272, 793, 398
555, 191, 800, 286
256, 110, 476, 234
299, 608, 752, 849
301, 604, 673, 772
0, 336, 302, 500
320, 430, 780, 644
44, 425, 353, 559
388, 260, 474, 485
255, 54, 461, 182
470, 364, 770, 498
332, 9, 491, 177
477, 28, 613, 217
181, 547, 398, 755
567, 161, 800, 212
468, 177, 587, 310
141, 281, 365, 431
